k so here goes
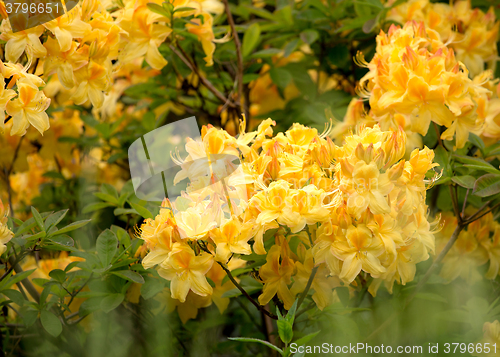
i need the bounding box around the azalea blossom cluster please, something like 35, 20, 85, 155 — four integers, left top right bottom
436, 210, 500, 284
387, 0, 499, 77
0, 0, 223, 136
352, 20, 491, 150
138, 119, 439, 318
0, 198, 13, 255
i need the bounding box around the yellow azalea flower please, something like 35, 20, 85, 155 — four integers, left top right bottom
174, 201, 219, 240
0, 75, 17, 134
43, 38, 89, 89
258, 244, 295, 310
6, 78, 51, 136
71, 61, 110, 108
139, 202, 181, 268
210, 217, 253, 262
282, 185, 331, 233
43, 10, 92, 52
0, 21, 46, 62
341, 160, 393, 219
158, 247, 214, 303
119, 8, 171, 70
331, 224, 386, 283
250, 180, 291, 226
186, 12, 216, 66
155, 288, 212, 324
0, 199, 13, 255
290, 249, 339, 310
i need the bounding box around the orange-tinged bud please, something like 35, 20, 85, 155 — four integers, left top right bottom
387, 160, 405, 181
339, 158, 354, 177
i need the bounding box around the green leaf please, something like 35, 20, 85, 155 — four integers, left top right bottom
82, 202, 114, 214
250, 48, 282, 59
2, 289, 25, 306
300, 29, 319, 45
49, 269, 66, 283
44, 209, 68, 231
277, 319, 293, 344
414, 292, 448, 304
48, 234, 75, 247
129, 202, 154, 219
173, 6, 195, 12
469, 133, 485, 154
270, 67, 292, 90
0, 269, 36, 291
242, 23, 261, 57
240, 4, 275, 20
96, 229, 118, 268
451, 175, 476, 189
94, 192, 119, 205
40, 310, 62, 337
100, 293, 125, 313
111, 270, 145, 284
147, 2, 169, 17
286, 299, 298, 323
293, 331, 320, 346
336, 286, 350, 307
283, 38, 300, 58
453, 154, 500, 174
141, 277, 165, 299
23, 309, 38, 327
31, 207, 45, 231
51, 219, 91, 236
101, 183, 119, 199
473, 174, 500, 197
228, 337, 283, 355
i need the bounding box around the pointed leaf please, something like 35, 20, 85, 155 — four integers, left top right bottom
40, 310, 62, 337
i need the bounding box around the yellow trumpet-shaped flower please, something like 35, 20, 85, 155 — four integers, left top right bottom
158, 247, 214, 303
331, 225, 386, 283
43, 10, 92, 53
0, 75, 17, 134
119, 8, 171, 70
0, 199, 13, 255
258, 244, 295, 310
6, 78, 51, 136
72, 61, 110, 108
210, 217, 253, 262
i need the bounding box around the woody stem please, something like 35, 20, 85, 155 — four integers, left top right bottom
216, 260, 278, 320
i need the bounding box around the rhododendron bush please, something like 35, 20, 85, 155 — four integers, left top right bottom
0, 0, 500, 355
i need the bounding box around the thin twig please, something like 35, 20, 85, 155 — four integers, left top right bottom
462, 188, 469, 218
222, 0, 249, 120
465, 202, 500, 225
450, 185, 462, 223
169, 44, 238, 108
217, 260, 278, 320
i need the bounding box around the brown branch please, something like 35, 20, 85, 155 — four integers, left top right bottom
8, 256, 40, 304
222, 0, 249, 121
169, 44, 238, 108
217, 260, 278, 320
465, 202, 500, 225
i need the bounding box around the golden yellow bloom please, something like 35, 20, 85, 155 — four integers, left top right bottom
6, 78, 51, 136
158, 246, 214, 303
258, 244, 295, 310
0, 199, 13, 255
